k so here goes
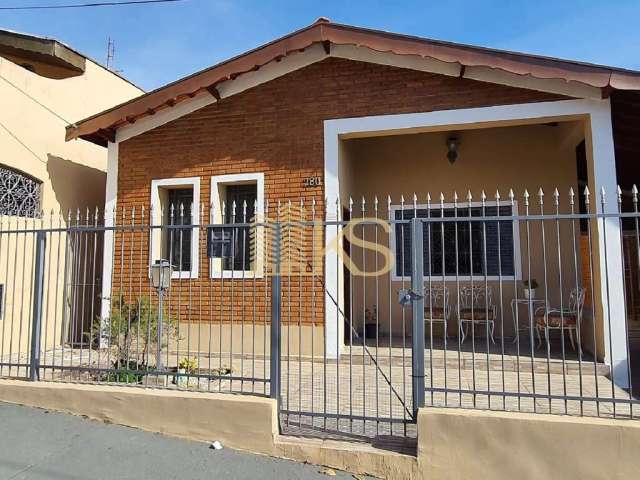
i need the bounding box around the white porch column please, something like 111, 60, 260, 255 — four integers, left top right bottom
324, 123, 343, 359
588, 100, 630, 387
99, 141, 118, 348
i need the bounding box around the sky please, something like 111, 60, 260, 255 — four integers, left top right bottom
1, 0, 639, 91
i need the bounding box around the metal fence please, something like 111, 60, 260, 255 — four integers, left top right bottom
0, 187, 638, 442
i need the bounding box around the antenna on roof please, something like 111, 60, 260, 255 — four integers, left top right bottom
106, 36, 123, 74
106, 37, 115, 70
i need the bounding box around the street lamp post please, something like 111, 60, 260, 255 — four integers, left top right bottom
151, 259, 173, 372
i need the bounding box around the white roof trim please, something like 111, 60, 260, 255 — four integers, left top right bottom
116, 43, 600, 144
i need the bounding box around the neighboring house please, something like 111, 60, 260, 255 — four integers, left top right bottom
0, 29, 143, 359
66, 19, 640, 384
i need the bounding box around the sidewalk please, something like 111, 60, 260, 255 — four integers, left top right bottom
0, 402, 361, 480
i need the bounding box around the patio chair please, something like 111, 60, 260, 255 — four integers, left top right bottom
534, 287, 586, 353
457, 286, 497, 344
423, 285, 451, 346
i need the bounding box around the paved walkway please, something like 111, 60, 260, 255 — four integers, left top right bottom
0, 402, 363, 480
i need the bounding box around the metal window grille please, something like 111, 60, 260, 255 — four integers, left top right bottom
395, 205, 515, 277
0, 165, 42, 218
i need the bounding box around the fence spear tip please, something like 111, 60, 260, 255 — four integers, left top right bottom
632, 184, 639, 196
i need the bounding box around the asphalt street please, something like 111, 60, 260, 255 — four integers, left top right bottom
0, 402, 362, 480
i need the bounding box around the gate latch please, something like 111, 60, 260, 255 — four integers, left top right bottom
398, 289, 424, 306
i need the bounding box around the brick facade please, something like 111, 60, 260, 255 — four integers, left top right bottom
113, 57, 564, 326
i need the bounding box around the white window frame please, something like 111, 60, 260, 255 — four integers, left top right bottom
389, 201, 522, 282
150, 176, 200, 279
210, 173, 265, 279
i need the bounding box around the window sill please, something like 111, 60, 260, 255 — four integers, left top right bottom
210, 270, 264, 280
171, 271, 198, 280
392, 275, 520, 282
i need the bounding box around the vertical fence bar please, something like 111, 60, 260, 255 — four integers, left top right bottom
270, 223, 282, 408
29, 230, 46, 381
411, 217, 425, 416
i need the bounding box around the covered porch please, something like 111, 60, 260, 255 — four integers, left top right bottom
325, 98, 639, 390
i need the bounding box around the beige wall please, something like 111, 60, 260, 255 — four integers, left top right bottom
339, 121, 585, 338
1, 380, 639, 480
0, 54, 142, 360
173, 322, 325, 359
418, 407, 640, 480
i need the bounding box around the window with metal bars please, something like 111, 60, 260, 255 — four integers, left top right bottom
222, 184, 256, 271
0, 165, 42, 218
393, 205, 517, 278
165, 188, 193, 273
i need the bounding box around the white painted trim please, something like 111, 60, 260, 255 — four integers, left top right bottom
584, 99, 629, 387
463, 65, 602, 100
117, 94, 215, 143
388, 201, 522, 282
330, 44, 461, 77
114, 44, 599, 145
116, 44, 327, 143
322, 98, 627, 371
150, 176, 200, 280
99, 141, 118, 348
209, 172, 265, 279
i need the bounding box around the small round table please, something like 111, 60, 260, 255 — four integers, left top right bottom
510, 298, 546, 344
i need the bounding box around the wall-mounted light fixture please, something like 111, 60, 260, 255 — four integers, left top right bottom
446, 134, 460, 165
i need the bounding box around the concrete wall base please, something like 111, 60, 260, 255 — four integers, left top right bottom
2, 380, 639, 479
0, 380, 278, 456
418, 408, 640, 480
0, 379, 414, 478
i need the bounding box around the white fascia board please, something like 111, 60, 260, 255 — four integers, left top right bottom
330, 44, 461, 77
116, 44, 327, 143
463, 65, 603, 100
115, 44, 603, 145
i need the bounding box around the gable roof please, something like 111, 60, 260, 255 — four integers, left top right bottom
66, 18, 640, 146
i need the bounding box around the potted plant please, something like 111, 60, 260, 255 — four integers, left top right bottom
523, 279, 539, 300
364, 305, 378, 339
176, 357, 199, 388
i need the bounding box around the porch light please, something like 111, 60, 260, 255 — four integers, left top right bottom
151, 259, 173, 291
151, 259, 172, 373
446, 135, 460, 164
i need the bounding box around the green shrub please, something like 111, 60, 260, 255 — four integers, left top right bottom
90, 292, 177, 379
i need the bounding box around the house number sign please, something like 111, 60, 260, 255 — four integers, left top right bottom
303, 176, 323, 188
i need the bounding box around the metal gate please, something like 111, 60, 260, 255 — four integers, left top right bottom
272, 213, 426, 440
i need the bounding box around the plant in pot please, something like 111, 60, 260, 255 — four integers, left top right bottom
522, 279, 539, 300
364, 305, 378, 339
176, 357, 199, 388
